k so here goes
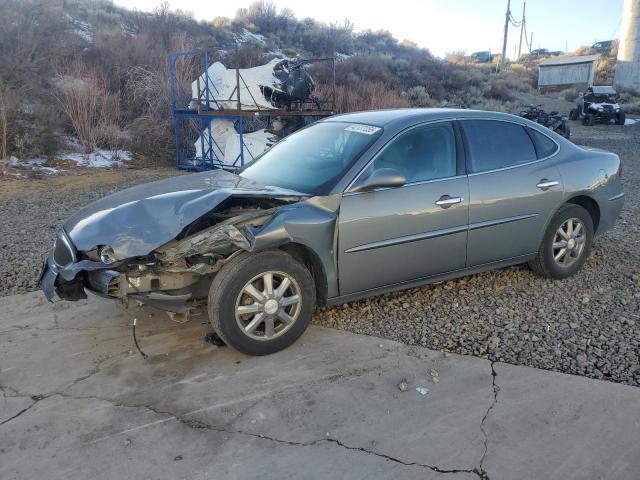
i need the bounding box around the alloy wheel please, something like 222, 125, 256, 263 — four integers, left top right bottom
552, 218, 586, 267
234, 271, 302, 341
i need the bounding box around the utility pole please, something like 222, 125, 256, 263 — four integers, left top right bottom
500, 0, 511, 72
517, 2, 526, 59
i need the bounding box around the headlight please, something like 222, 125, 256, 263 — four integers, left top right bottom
99, 246, 116, 265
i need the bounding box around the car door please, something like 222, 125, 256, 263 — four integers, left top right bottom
337, 121, 469, 295
460, 119, 564, 266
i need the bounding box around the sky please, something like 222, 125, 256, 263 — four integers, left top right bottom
114, 0, 625, 59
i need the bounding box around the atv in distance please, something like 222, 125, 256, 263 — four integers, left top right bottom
518, 104, 571, 139
569, 86, 625, 126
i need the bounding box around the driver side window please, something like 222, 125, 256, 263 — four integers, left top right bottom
366, 122, 457, 184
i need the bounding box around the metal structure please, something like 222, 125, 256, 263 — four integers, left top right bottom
615, 0, 640, 90
169, 51, 335, 172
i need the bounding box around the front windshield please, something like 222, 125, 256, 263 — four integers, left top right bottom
239, 121, 382, 195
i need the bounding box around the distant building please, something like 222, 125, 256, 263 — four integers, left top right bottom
537, 55, 601, 88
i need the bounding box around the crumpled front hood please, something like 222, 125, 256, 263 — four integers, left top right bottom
64, 169, 304, 260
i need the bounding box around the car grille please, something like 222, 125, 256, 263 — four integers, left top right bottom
53, 230, 76, 267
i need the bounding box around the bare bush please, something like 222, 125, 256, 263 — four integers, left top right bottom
125, 33, 201, 163
0, 82, 26, 160
484, 78, 515, 102
445, 51, 468, 65
317, 81, 408, 113
53, 62, 120, 153
407, 86, 434, 107
0, 85, 8, 160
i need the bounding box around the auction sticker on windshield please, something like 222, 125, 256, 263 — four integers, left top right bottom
344, 124, 381, 135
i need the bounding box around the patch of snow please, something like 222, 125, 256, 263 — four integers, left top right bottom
66, 14, 93, 43
59, 149, 131, 168
624, 118, 640, 125
335, 52, 352, 61
4, 156, 60, 175
233, 28, 266, 46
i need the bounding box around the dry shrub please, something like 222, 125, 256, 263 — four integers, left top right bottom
125, 33, 201, 163
316, 81, 408, 113
596, 56, 615, 85
53, 61, 120, 153
559, 88, 580, 102
0, 82, 27, 160
500, 65, 536, 92
484, 78, 515, 102
407, 86, 435, 107
0, 85, 9, 160
618, 88, 640, 115
445, 51, 468, 65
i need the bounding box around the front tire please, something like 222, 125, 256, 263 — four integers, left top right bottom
616, 112, 626, 125
583, 113, 595, 126
208, 250, 316, 355
528, 204, 593, 279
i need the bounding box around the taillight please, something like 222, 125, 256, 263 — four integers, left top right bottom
617, 159, 623, 178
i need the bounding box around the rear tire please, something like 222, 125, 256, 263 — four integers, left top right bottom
528, 204, 593, 279
583, 113, 595, 126
208, 250, 316, 356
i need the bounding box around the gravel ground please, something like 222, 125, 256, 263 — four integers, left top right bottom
0, 168, 182, 295
1, 121, 638, 386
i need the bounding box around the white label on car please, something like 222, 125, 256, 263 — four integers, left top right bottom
344, 124, 381, 135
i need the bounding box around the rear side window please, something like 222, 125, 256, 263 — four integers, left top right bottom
527, 128, 558, 158
462, 120, 537, 173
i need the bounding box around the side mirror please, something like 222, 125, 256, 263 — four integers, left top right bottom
350, 168, 406, 193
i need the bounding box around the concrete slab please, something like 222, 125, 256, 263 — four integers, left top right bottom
1, 292, 639, 480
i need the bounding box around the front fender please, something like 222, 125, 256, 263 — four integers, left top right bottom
245, 196, 340, 298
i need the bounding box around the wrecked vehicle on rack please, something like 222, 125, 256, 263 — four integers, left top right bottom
40, 109, 624, 356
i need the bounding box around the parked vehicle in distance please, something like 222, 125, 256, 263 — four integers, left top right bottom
591, 40, 615, 54
470, 51, 492, 63
519, 104, 570, 138
530, 48, 550, 58
569, 86, 625, 126
40, 109, 624, 356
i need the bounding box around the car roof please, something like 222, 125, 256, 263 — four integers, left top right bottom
322, 108, 526, 129
589, 85, 617, 95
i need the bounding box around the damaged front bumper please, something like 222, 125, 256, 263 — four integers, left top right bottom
38, 221, 260, 314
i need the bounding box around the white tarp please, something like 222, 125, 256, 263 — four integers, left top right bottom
194, 119, 277, 167
191, 59, 284, 110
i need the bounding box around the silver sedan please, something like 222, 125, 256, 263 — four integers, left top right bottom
40, 109, 624, 355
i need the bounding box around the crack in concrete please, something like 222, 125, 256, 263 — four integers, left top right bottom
477, 361, 500, 480
0, 352, 500, 479
0, 401, 39, 426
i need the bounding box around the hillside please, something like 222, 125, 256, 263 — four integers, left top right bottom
0, 0, 633, 167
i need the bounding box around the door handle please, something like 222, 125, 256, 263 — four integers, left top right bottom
536, 179, 559, 191
435, 195, 463, 208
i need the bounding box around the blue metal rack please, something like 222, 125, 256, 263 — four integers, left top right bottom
169, 50, 335, 172
169, 50, 246, 171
